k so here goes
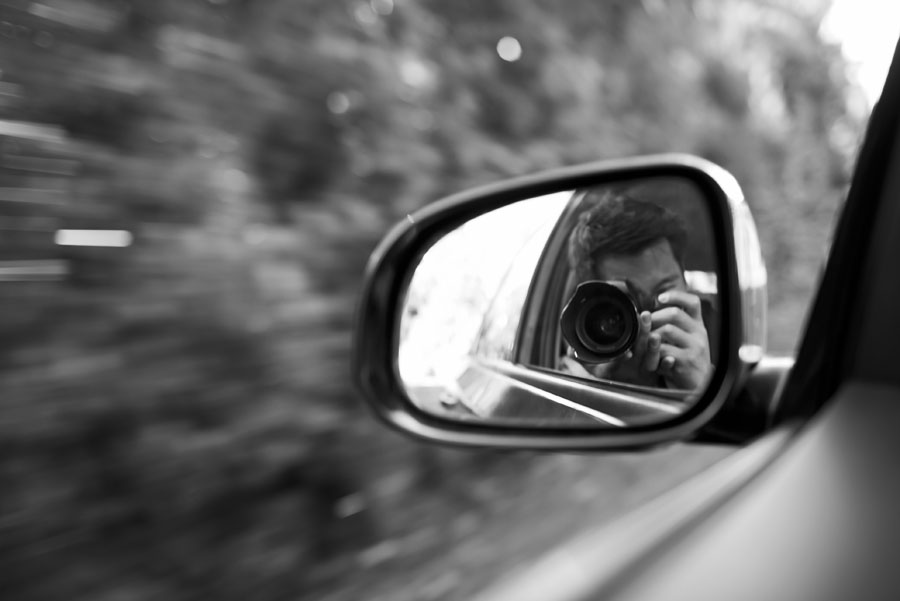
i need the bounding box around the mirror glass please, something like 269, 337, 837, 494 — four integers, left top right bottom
399, 177, 720, 428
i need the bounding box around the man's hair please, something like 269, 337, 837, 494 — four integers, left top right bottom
568, 189, 687, 281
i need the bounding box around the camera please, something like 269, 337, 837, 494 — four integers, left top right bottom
560, 281, 640, 363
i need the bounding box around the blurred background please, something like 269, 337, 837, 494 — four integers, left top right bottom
0, 0, 889, 599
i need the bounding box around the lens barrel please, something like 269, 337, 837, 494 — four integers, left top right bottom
560, 281, 640, 363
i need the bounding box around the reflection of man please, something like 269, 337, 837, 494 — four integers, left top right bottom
561, 191, 714, 391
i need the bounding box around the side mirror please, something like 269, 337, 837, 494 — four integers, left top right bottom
354, 154, 769, 450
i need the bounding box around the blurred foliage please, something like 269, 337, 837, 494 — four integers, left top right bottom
0, 0, 866, 599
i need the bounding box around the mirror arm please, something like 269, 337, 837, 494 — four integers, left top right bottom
693, 355, 794, 445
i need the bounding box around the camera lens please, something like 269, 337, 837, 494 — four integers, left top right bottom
560, 281, 640, 363
582, 301, 627, 346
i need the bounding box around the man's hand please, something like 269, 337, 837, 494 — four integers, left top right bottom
649, 290, 712, 391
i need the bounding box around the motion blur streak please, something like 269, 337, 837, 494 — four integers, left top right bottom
0, 119, 65, 142
54, 229, 132, 247
0, 259, 67, 281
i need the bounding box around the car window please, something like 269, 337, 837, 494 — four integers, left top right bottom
472, 209, 560, 361
399, 193, 566, 389
0, 1, 887, 600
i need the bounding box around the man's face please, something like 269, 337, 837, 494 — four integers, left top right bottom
596, 238, 686, 312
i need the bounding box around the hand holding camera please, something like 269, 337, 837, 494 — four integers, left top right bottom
648, 290, 712, 390
560, 282, 712, 391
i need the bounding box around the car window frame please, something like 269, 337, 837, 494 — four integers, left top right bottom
772, 39, 900, 424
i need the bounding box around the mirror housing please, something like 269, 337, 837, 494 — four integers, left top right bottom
354, 154, 768, 449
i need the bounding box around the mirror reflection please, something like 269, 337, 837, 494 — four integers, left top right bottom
400, 177, 719, 428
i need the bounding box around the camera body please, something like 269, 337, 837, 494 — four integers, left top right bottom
560, 280, 641, 364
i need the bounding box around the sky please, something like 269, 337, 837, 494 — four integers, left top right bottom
822, 0, 900, 106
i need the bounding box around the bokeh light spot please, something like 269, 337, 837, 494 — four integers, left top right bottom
399, 57, 434, 89
371, 0, 394, 16
326, 91, 351, 114
496, 36, 522, 62
354, 3, 377, 26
